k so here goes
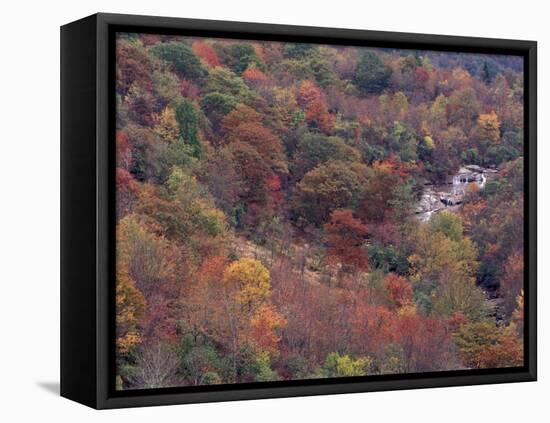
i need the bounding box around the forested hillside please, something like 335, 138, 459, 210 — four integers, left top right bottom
115, 33, 525, 389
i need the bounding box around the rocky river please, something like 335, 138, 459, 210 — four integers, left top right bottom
415, 165, 505, 317
415, 165, 498, 222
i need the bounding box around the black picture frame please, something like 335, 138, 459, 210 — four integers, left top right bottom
61, 12, 537, 409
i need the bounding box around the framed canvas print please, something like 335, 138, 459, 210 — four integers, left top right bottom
61, 13, 537, 409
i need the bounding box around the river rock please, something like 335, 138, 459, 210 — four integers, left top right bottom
416, 164, 494, 221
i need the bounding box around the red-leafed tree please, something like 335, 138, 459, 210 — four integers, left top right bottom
180, 79, 200, 100
388, 312, 454, 372
116, 131, 132, 170
358, 157, 413, 224
265, 174, 284, 209
116, 39, 154, 95
323, 209, 369, 271
350, 302, 395, 353
221, 104, 263, 134
116, 168, 140, 219
226, 122, 288, 174
499, 251, 524, 319
414, 67, 430, 88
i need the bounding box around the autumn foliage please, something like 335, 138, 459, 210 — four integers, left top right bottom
114, 33, 525, 390
298, 80, 335, 133
323, 209, 369, 270
243, 65, 269, 85
192, 41, 220, 67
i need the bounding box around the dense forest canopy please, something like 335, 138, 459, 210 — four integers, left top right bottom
115, 32, 524, 390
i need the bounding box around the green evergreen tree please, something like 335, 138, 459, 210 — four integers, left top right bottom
353, 51, 392, 94
150, 42, 207, 80
175, 99, 202, 159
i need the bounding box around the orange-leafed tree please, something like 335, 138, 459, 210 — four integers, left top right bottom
242, 64, 269, 86
249, 304, 287, 353
383, 273, 414, 309
192, 40, 220, 67
297, 80, 334, 134
264, 173, 284, 212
